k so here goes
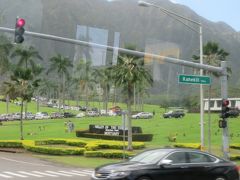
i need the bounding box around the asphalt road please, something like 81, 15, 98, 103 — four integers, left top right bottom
0, 151, 92, 180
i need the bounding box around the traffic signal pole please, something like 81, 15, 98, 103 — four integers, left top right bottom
0, 26, 230, 159
220, 61, 229, 160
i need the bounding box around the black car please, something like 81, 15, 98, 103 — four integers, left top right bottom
227, 108, 239, 118
163, 111, 185, 118
63, 112, 75, 118
92, 148, 239, 180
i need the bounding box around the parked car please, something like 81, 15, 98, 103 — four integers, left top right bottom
35, 112, 50, 120
86, 111, 99, 117
92, 148, 240, 180
50, 112, 64, 119
63, 112, 75, 118
22, 112, 35, 120
132, 112, 153, 119
228, 108, 240, 118
76, 112, 85, 118
163, 110, 185, 118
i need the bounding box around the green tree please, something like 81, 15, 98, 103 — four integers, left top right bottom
0, 35, 14, 113
192, 41, 230, 76
94, 67, 113, 113
48, 54, 73, 111
11, 46, 43, 69
110, 55, 153, 150
74, 59, 96, 107
0, 35, 13, 75
4, 68, 40, 140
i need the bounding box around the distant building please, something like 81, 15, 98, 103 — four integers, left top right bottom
204, 98, 240, 112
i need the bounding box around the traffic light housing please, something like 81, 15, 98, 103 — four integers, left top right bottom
14, 17, 25, 43
221, 99, 230, 119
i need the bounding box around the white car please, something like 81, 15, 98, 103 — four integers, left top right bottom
132, 112, 153, 119
35, 112, 50, 120
86, 111, 99, 117
76, 112, 85, 118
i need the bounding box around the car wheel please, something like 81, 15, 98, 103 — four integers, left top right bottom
137, 176, 152, 180
215, 176, 226, 180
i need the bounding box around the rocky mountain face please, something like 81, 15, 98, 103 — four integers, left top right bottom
1, 0, 240, 95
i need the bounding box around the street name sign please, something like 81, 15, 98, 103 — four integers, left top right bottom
178, 74, 211, 85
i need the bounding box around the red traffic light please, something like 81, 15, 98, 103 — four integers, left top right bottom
222, 99, 229, 107
16, 18, 25, 27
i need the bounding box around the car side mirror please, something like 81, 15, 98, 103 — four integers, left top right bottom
160, 159, 172, 168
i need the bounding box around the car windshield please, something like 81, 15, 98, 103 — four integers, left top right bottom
130, 149, 169, 164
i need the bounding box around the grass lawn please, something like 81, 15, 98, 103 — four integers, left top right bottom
0, 100, 240, 168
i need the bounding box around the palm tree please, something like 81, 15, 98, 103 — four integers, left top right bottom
0, 35, 14, 113
74, 59, 96, 107
192, 41, 230, 76
47, 54, 73, 111
93, 67, 113, 114
4, 67, 40, 140
110, 55, 153, 150
11, 46, 43, 70
0, 35, 13, 75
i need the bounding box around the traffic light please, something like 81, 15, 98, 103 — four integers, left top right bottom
221, 99, 230, 119
14, 17, 25, 43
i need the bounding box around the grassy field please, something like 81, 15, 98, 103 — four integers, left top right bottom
0, 100, 240, 167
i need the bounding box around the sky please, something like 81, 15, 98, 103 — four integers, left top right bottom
169, 0, 240, 31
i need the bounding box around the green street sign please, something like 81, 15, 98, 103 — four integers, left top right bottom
178, 74, 211, 85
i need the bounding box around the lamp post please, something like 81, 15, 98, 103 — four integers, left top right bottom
138, 0, 205, 151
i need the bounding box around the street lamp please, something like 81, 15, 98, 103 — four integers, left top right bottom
138, 0, 205, 150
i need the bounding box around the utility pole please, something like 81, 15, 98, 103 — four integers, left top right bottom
220, 61, 229, 160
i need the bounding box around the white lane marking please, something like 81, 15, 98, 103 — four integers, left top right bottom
45, 171, 73, 177
58, 171, 86, 176
72, 170, 93, 175
18, 171, 43, 177
0, 157, 52, 167
32, 171, 58, 177
4, 172, 27, 178
0, 173, 12, 178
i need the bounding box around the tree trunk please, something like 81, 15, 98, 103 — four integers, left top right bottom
6, 94, 9, 114
37, 95, 40, 112
24, 102, 28, 120
20, 99, 24, 140
127, 84, 133, 151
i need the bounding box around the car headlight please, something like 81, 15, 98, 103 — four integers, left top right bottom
109, 171, 131, 179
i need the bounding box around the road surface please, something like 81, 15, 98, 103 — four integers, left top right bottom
0, 151, 92, 179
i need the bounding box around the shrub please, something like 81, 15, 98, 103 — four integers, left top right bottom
22, 140, 85, 155
84, 140, 145, 151
0, 140, 23, 148
230, 155, 240, 161
230, 144, 240, 150
84, 150, 135, 159
174, 143, 201, 149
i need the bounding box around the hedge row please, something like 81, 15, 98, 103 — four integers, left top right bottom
230, 144, 240, 150
0, 140, 23, 148
174, 143, 201, 149
85, 140, 145, 151
34, 139, 87, 147
0, 139, 145, 158
76, 130, 153, 141
84, 150, 135, 158
22, 140, 85, 155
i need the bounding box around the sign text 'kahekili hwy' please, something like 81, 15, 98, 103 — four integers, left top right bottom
178, 74, 211, 85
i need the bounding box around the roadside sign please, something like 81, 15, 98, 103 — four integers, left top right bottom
178, 74, 211, 85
